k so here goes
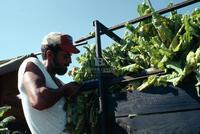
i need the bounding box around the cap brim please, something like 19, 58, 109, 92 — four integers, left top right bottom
62, 44, 80, 54
60, 35, 80, 54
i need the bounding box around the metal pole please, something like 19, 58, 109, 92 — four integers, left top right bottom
93, 20, 108, 134
75, 0, 200, 44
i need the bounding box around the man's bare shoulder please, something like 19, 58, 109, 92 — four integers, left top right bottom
24, 60, 45, 82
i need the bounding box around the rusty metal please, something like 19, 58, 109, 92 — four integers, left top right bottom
79, 69, 165, 92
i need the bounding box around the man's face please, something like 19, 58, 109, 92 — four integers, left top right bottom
52, 50, 72, 75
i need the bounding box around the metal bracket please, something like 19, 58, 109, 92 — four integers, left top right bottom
96, 20, 124, 45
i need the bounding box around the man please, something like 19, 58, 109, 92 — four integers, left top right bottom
18, 32, 80, 134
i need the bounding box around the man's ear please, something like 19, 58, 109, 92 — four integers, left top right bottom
46, 50, 54, 60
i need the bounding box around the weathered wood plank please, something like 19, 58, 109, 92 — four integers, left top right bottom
114, 86, 200, 116
111, 85, 200, 134
116, 110, 200, 134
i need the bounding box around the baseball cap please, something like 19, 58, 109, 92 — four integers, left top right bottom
41, 32, 80, 54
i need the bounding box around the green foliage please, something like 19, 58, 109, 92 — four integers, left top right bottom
64, 91, 99, 134
70, 45, 97, 83
65, 2, 200, 134
0, 106, 15, 134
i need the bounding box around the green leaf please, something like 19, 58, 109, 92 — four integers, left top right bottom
0, 116, 15, 128
137, 2, 151, 16
121, 64, 142, 73
137, 75, 158, 91
195, 47, 200, 62
0, 128, 10, 134
169, 24, 184, 52
166, 62, 183, 75
0, 106, 11, 118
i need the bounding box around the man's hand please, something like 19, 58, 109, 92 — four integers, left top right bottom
62, 82, 81, 99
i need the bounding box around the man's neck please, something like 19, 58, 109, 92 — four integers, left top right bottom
43, 60, 56, 79
43, 60, 63, 87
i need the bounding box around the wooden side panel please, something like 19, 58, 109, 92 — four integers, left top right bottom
0, 71, 29, 132
113, 85, 200, 134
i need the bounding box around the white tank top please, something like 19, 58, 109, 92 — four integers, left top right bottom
18, 57, 70, 134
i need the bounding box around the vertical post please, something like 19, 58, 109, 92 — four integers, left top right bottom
93, 20, 107, 134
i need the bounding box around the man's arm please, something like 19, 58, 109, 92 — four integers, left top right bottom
23, 62, 79, 110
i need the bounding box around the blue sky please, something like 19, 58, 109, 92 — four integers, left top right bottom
0, 0, 199, 82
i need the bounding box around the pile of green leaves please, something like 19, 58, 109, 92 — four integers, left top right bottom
0, 106, 15, 134
64, 2, 200, 134
119, 3, 200, 91
64, 45, 100, 134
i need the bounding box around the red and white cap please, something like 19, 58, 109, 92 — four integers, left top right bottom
41, 32, 80, 54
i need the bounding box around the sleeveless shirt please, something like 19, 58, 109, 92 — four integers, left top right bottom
18, 57, 69, 134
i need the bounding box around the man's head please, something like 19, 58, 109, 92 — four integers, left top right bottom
41, 32, 80, 75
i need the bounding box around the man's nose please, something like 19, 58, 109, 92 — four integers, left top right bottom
67, 57, 72, 63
